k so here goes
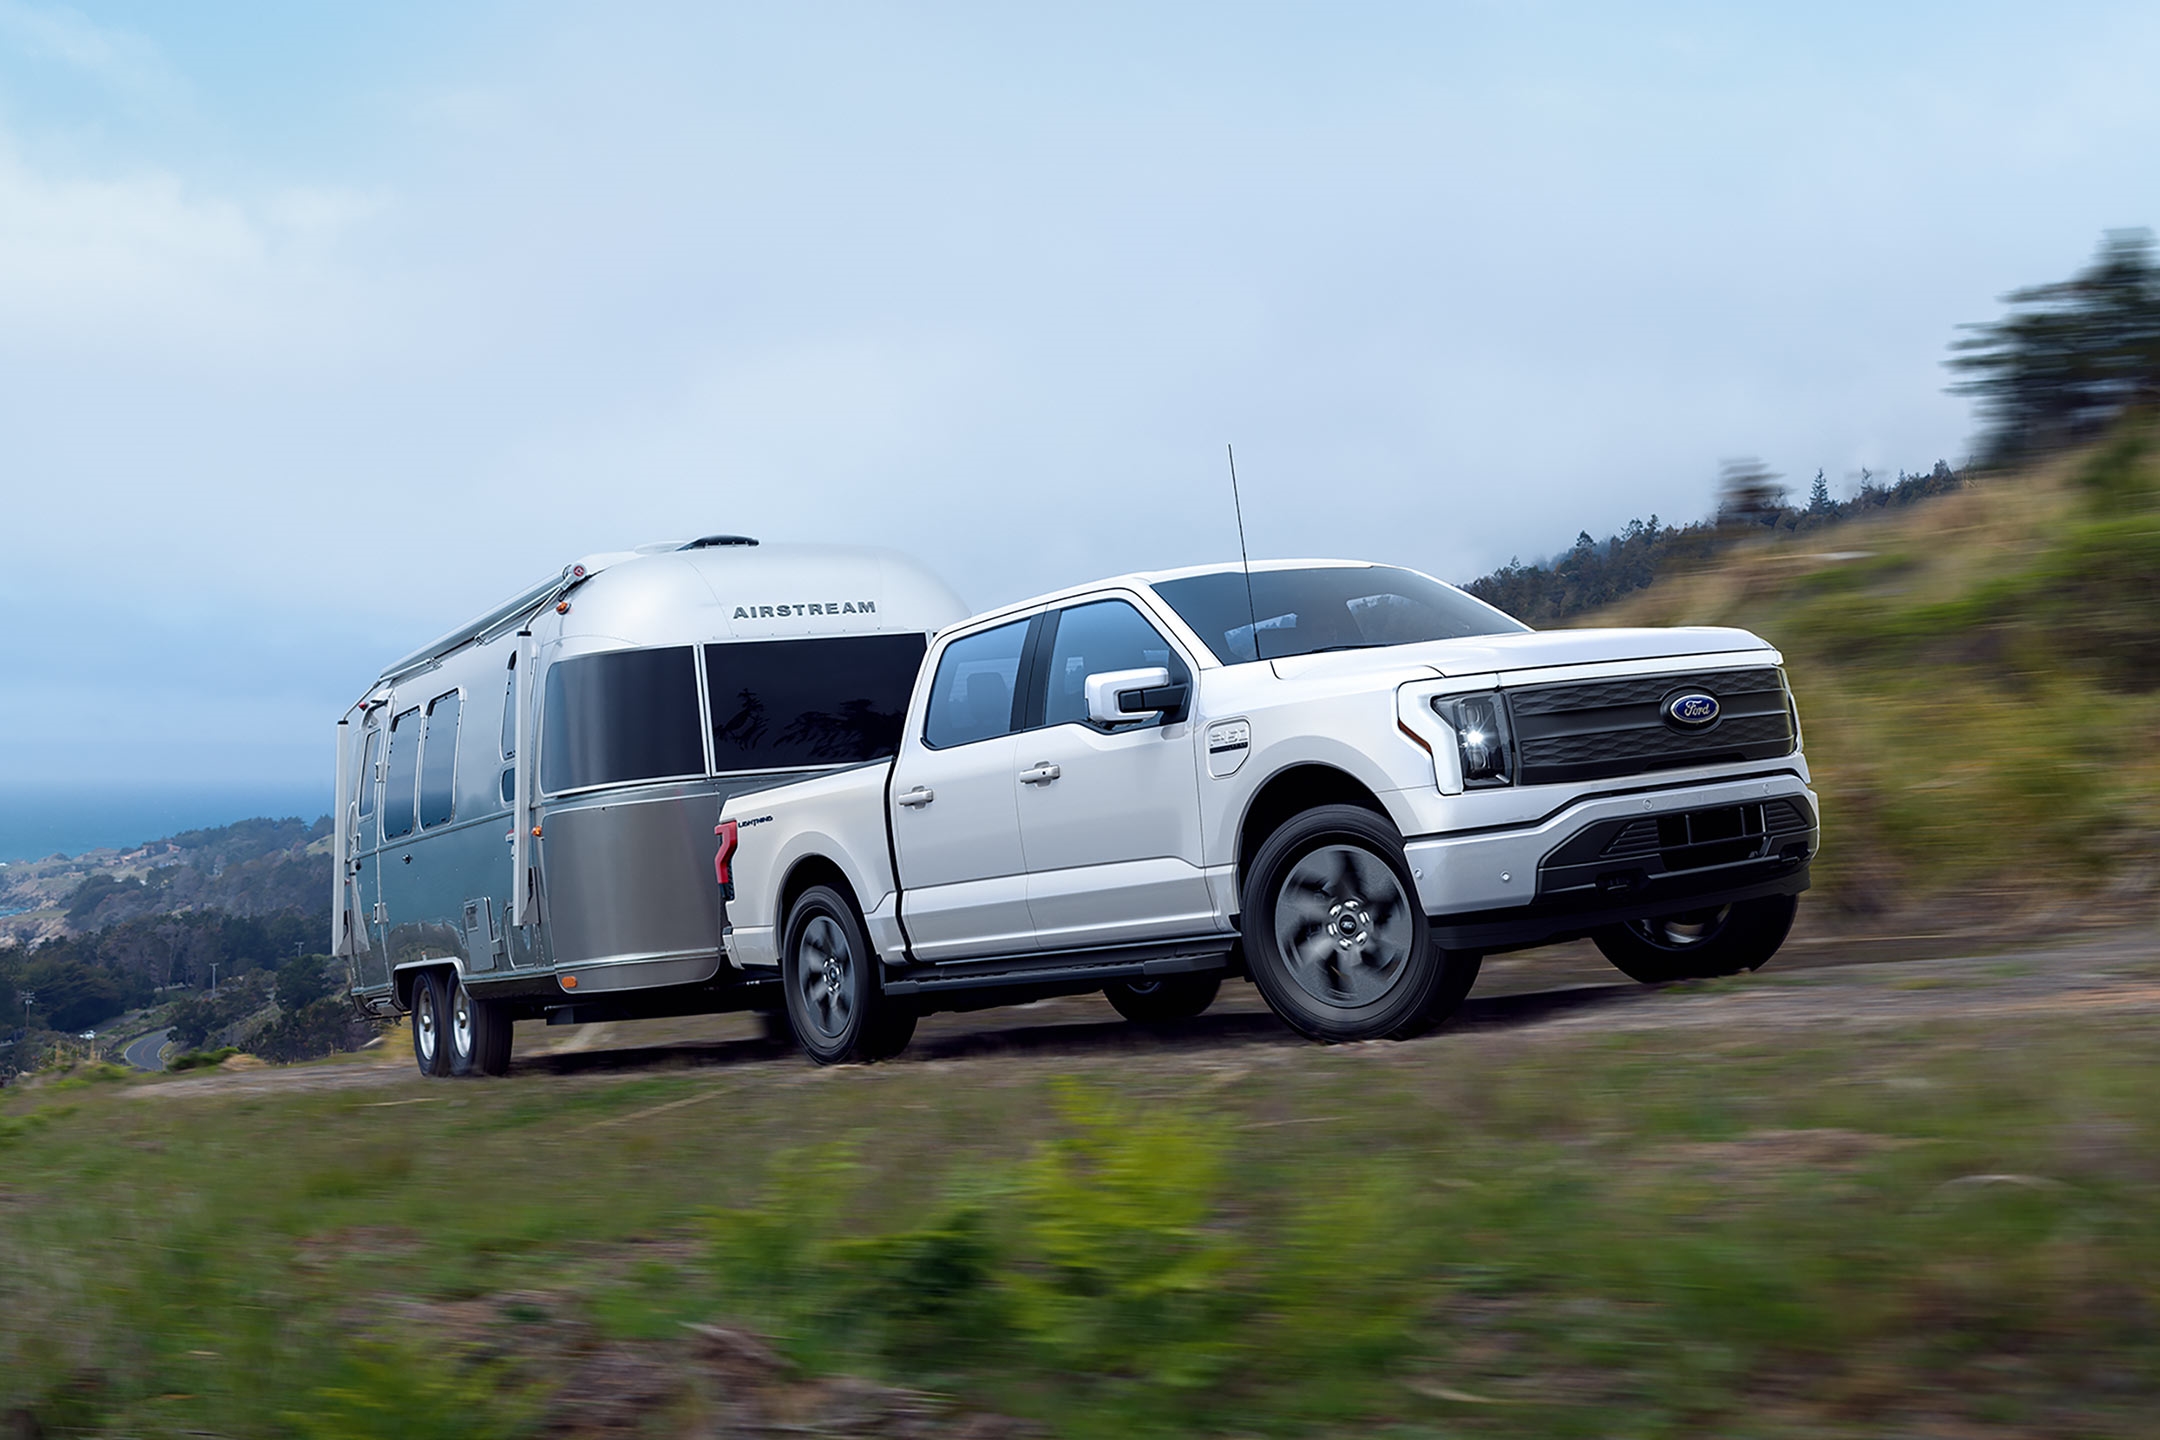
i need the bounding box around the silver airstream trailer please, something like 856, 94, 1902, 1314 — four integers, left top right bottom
332, 537, 968, 1076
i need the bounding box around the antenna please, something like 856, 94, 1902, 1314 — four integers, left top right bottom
1226, 443, 1261, 660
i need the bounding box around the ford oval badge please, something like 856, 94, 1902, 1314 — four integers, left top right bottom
1667, 692, 1720, 727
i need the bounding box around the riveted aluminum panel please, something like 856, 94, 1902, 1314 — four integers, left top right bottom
542, 791, 725, 969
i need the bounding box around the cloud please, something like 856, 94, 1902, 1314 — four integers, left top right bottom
0, 0, 180, 101
0, 129, 388, 364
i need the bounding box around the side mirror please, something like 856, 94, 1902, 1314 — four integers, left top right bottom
1084, 667, 1189, 726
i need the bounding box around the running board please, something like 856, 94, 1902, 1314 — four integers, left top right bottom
882, 943, 1233, 999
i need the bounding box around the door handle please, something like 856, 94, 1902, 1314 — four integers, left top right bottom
898, 786, 936, 808
1019, 762, 1062, 785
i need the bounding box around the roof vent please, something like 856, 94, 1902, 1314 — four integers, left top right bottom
681, 534, 760, 549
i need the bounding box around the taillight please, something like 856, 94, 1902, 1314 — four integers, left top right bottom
713, 819, 739, 899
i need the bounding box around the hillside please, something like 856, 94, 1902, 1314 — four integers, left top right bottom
0, 815, 331, 950
1576, 422, 2160, 930
0, 817, 333, 1058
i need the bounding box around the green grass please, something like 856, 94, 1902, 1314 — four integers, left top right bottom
1593, 423, 2160, 917
3, 1004, 2157, 1437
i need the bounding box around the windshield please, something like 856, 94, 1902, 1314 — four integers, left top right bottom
1150, 565, 1529, 664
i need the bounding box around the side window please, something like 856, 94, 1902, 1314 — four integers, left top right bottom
922, 619, 1030, 749
1041, 600, 1188, 729
419, 691, 461, 829
382, 707, 421, 840
356, 727, 380, 821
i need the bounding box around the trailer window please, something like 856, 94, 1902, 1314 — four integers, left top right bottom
382, 707, 421, 839
420, 690, 461, 828
356, 728, 379, 820
705, 634, 926, 771
540, 646, 704, 793
922, 618, 1029, 749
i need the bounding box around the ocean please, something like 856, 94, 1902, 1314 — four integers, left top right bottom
0, 784, 335, 863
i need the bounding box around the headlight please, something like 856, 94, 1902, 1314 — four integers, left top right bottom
1435, 693, 1512, 787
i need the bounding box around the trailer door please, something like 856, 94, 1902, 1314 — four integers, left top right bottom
352, 714, 393, 993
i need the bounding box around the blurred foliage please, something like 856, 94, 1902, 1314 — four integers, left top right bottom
1465, 463, 1964, 625
6, 1009, 2157, 1438
287, 1337, 540, 1440
167, 1046, 241, 1072
1951, 228, 2160, 464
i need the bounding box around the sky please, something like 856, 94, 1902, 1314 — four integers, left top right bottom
1, 0, 2156, 795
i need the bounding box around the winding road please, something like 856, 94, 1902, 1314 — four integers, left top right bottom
121, 1027, 173, 1072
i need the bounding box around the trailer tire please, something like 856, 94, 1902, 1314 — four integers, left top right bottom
411, 969, 452, 1078
1593, 893, 1798, 984
782, 885, 914, 1065
469, 990, 513, 1077
1241, 805, 1468, 1042
446, 972, 480, 1077
1104, 973, 1221, 1025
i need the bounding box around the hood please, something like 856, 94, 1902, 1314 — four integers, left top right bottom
1267, 626, 1773, 682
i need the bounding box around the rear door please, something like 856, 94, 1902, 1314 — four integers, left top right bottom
889, 616, 1036, 961
1014, 598, 1214, 951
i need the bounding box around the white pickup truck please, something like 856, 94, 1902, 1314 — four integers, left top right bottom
714, 560, 1818, 1063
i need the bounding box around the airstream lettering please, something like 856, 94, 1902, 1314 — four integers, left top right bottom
333, 539, 968, 1077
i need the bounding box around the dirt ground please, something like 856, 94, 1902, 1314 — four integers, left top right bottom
124, 920, 2160, 1102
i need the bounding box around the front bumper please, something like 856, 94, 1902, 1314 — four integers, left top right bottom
1402, 770, 1818, 954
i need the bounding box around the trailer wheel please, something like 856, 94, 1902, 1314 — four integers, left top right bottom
441, 974, 513, 1077
411, 969, 452, 1078
1104, 973, 1220, 1025
1593, 894, 1798, 984
1240, 804, 1469, 1043
782, 885, 916, 1065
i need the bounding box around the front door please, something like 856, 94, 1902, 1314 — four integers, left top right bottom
890, 616, 1035, 962
1017, 599, 1214, 951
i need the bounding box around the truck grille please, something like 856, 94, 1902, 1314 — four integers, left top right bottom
1507, 666, 1796, 786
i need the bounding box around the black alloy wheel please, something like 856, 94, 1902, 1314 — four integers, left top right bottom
1592, 892, 1799, 984
1241, 804, 1474, 1042
1104, 972, 1222, 1025
411, 969, 452, 1078
782, 885, 916, 1065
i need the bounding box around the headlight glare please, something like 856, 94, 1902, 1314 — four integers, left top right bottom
1436, 693, 1512, 787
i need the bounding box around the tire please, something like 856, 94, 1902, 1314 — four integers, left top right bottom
442, 980, 514, 1079
411, 969, 452, 1078
1104, 973, 1221, 1025
469, 990, 513, 1077
1240, 804, 1472, 1042
782, 885, 916, 1065
1593, 893, 1799, 984
446, 972, 479, 1077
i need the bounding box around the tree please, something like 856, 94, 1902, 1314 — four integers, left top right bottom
1717, 458, 1787, 528
1808, 469, 1832, 514
1950, 229, 2160, 463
